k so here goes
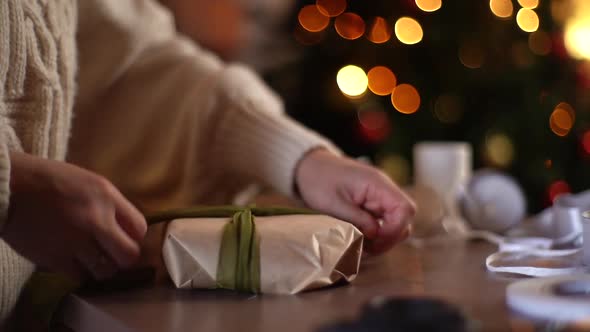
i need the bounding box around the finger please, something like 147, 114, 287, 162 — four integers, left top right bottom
95, 221, 141, 269
337, 205, 379, 240
365, 204, 414, 254
110, 187, 147, 243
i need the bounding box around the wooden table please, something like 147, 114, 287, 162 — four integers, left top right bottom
55, 231, 545, 332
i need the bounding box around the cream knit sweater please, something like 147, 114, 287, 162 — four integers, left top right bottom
0, 0, 337, 322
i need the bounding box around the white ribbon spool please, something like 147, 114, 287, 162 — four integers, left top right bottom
507, 275, 590, 323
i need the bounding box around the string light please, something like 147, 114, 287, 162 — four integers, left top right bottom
490, 0, 514, 19
367, 66, 397, 96
391, 84, 421, 114
459, 43, 485, 69
378, 154, 410, 185
516, 8, 540, 32
549, 102, 575, 137
335, 12, 366, 40
357, 106, 392, 143
415, 0, 442, 13
394, 17, 423, 45
518, 0, 539, 9
485, 133, 515, 167
336, 65, 368, 97
528, 30, 552, 55
298, 5, 330, 32
316, 0, 346, 17
548, 180, 571, 203
367, 17, 392, 44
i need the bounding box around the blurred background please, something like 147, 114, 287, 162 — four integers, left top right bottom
160, 0, 590, 213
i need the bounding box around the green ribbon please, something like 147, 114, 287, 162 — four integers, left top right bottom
24, 205, 317, 330
216, 209, 260, 292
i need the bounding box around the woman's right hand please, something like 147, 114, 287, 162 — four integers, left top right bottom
1, 152, 147, 281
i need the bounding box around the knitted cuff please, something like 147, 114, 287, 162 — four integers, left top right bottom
0, 142, 10, 231
213, 64, 342, 198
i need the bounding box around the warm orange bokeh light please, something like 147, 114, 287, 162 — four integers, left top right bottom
550, 102, 575, 137
298, 5, 330, 32
528, 31, 552, 55
335, 12, 366, 40
516, 8, 540, 32
415, 0, 442, 12
394, 17, 423, 45
367, 17, 392, 44
316, 0, 347, 17
490, 0, 514, 18
518, 0, 539, 9
391, 84, 421, 114
459, 43, 485, 69
367, 66, 397, 96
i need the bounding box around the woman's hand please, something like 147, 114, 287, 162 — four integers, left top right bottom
295, 149, 416, 255
1, 152, 147, 281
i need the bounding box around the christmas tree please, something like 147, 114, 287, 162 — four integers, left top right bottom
268, 0, 590, 213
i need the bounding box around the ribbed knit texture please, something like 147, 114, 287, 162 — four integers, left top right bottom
1, 0, 340, 324
0, 0, 77, 322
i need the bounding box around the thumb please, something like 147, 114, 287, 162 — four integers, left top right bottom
328, 202, 379, 240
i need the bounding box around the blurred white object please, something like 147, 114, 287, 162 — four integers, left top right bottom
413, 142, 472, 235
583, 211, 590, 266
460, 170, 526, 233
507, 275, 590, 323
413, 142, 472, 205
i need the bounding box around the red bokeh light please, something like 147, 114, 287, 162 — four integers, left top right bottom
547, 180, 571, 203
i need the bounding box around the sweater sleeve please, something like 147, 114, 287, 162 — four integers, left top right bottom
0, 133, 10, 231
69, 0, 340, 209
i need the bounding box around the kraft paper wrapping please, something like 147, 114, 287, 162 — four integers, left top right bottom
162, 214, 363, 294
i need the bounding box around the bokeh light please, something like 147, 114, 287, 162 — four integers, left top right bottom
565, 20, 590, 60
545, 159, 553, 169
516, 8, 540, 32
367, 17, 392, 44
378, 154, 410, 185
298, 5, 330, 32
485, 133, 515, 167
434, 94, 463, 124
357, 107, 392, 143
459, 43, 485, 69
394, 17, 423, 45
415, 0, 442, 12
367, 66, 397, 96
551, 0, 574, 25
391, 84, 421, 114
316, 0, 347, 17
335, 13, 366, 40
518, 0, 539, 9
548, 180, 571, 203
490, 0, 514, 19
528, 30, 552, 55
337, 65, 368, 97
549, 102, 575, 137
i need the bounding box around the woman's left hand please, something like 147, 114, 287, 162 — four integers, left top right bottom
295, 149, 416, 255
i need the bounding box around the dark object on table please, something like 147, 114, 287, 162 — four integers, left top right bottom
318, 297, 472, 332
